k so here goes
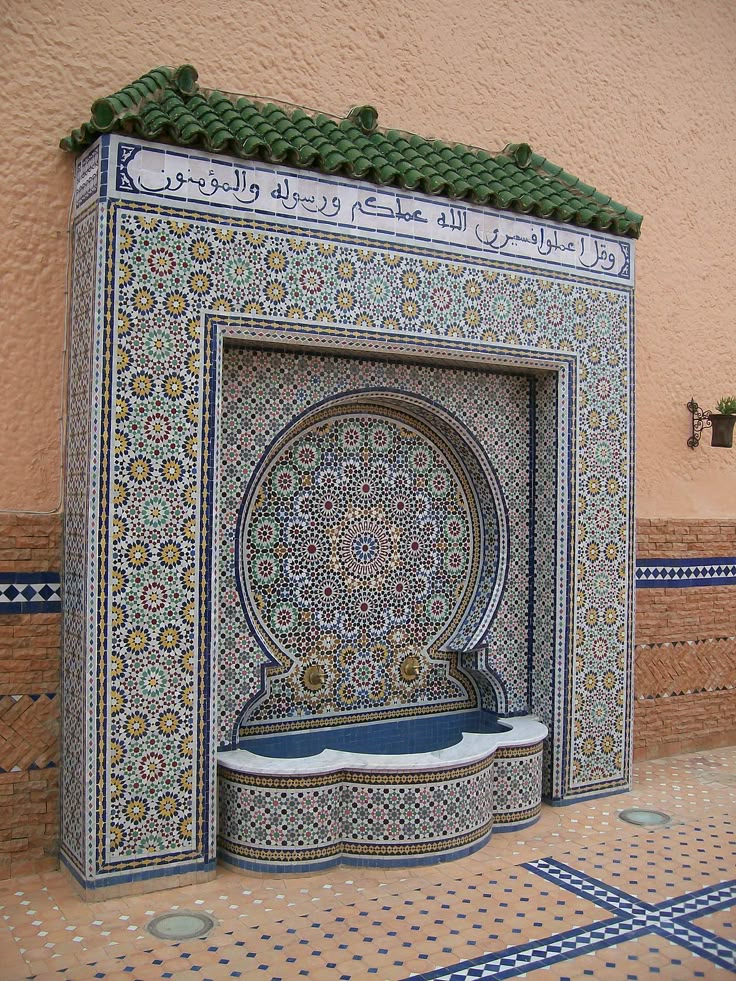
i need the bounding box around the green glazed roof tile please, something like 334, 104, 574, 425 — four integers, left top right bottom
61, 64, 643, 238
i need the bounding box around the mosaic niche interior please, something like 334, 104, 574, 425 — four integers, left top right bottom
218, 351, 532, 744
61, 133, 635, 891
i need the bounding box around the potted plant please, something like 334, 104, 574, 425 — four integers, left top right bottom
711, 396, 736, 447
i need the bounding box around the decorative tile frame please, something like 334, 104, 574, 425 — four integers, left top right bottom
62, 134, 635, 890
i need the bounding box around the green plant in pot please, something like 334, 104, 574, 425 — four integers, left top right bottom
711, 396, 736, 447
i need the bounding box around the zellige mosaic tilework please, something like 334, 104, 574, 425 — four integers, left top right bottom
219, 352, 529, 740
61, 134, 634, 889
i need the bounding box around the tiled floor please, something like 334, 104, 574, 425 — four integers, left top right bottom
1, 749, 735, 980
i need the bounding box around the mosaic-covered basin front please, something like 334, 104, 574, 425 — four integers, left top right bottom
217, 755, 497, 869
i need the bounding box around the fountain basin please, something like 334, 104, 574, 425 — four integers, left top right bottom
217, 714, 547, 872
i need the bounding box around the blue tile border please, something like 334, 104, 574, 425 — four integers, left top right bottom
5, 558, 734, 619
410, 858, 736, 980
218, 827, 494, 874
545, 783, 629, 807
60, 851, 217, 891
636, 557, 736, 588
0, 573, 61, 614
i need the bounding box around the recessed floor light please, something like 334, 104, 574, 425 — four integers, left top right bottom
618, 807, 671, 827
146, 911, 216, 940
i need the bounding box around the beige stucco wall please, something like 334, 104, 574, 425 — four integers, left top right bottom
1, 0, 734, 516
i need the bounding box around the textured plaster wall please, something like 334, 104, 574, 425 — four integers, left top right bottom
1, 0, 735, 515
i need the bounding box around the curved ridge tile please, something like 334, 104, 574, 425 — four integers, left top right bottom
60, 64, 643, 238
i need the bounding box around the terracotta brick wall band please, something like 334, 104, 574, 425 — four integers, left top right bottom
635, 586, 736, 646
0, 514, 62, 571
636, 636, 736, 699
635, 518, 736, 762
634, 689, 736, 762
636, 518, 736, 560
0, 512, 62, 879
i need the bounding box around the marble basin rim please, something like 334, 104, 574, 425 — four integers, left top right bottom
218, 714, 548, 776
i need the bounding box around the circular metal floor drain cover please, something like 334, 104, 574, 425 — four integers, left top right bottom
146, 911, 217, 941
619, 807, 671, 827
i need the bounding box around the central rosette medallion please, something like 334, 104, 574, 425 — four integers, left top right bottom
334, 511, 398, 585
241, 403, 482, 714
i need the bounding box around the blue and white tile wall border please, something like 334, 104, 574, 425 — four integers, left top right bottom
636, 557, 736, 588
0, 573, 61, 614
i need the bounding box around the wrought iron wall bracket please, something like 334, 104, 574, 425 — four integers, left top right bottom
687, 398, 711, 449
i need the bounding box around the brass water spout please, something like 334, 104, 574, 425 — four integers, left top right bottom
303, 664, 326, 691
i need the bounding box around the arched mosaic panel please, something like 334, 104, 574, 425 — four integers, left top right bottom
235, 396, 507, 732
